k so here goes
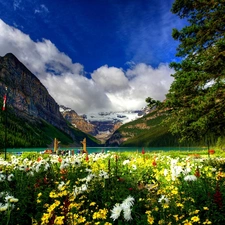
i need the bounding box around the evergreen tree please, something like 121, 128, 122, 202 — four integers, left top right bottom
145, 97, 162, 109
166, 0, 225, 143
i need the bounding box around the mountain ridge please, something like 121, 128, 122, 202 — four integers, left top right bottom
0, 53, 100, 148
59, 105, 150, 143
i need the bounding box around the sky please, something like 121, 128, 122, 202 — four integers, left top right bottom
0, 0, 185, 114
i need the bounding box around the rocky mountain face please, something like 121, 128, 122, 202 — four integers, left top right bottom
60, 106, 123, 143
0, 53, 75, 139
59, 106, 148, 143
60, 105, 97, 135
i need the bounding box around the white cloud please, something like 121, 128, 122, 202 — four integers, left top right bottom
91, 65, 130, 92
98, 63, 174, 111
0, 19, 174, 114
127, 63, 174, 101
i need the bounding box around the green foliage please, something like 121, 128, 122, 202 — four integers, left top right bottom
0, 107, 100, 149
166, 0, 225, 143
108, 107, 222, 147
216, 136, 225, 150
145, 97, 162, 109
108, 109, 196, 147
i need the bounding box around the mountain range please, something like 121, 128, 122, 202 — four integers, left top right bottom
59, 105, 148, 143
0, 52, 204, 149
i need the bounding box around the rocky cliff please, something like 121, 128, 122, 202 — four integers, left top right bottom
60, 106, 126, 143
60, 105, 97, 135
0, 53, 74, 139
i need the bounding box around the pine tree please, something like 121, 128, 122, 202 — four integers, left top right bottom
166, 0, 225, 143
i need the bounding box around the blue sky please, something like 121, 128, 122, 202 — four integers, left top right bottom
0, 0, 185, 114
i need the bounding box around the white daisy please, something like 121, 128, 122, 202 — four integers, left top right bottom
121, 195, 135, 208
110, 203, 122, 221
7, 174, 14, 182
99, 170, 109, 179
123, 160, 130, 165
123, 207, 132, 221
0, 174, 6, 182
184, 175, 197, 181
158, 195, 169, 204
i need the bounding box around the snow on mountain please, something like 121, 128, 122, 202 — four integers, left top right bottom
60, 105, 145, 124
84, 110, 144, 124
60, 105, 148, 143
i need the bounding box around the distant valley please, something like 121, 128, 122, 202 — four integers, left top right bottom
60, 105, 150, 143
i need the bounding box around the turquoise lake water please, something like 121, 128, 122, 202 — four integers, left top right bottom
5, 146, 207, 154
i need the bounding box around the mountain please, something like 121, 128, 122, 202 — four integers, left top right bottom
60, 106, 146, 143
0, 53, 100, 148
60, 105, 97, 135
106, 108, 208, 147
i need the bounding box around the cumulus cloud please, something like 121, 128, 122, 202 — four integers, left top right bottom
91, 65, 130, 93
0, 19, 174, 114
97, 63, 174, 111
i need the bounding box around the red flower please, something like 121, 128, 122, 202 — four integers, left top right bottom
37, 157, 42, 162
152, 160, 157, 166
142, 148, 145, 154
43, 177, 48, 184
86, 154, 89, 161
194, 168, 200, 177
208, 149, 215, 155
58, 157, 62, 163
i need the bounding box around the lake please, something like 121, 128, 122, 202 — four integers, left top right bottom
5, 146, 207, 155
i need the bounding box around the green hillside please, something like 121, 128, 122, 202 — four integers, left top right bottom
107, 109, 218, 147
0, 108, 101, 150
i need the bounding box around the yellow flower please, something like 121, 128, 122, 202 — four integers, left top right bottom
163, 203, 169, 209
90, 202, 96, 206
194, 210, 200, 214
54, 216, 65, 225
176, 202, 184, 208
58, 190, 68, 197
104, 222, 112, 225
41, 213, 50, 225
203, 219, 212, 224
183, 221, 192, 225
191, 216, 200, 222
38, 193, 42, 198
158, 219, 165, 224
66, 180, 70, 185
93, 208, 108, 220
203, 207, 209, 210
77, 216, 86, 223
171, 189, 178, 195
147, 215, 154, 224
173, 215, 179, 221
49, 191, 58, 198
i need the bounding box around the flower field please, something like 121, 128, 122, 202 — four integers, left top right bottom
0, 150, 225, 225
